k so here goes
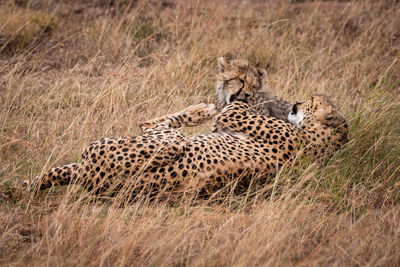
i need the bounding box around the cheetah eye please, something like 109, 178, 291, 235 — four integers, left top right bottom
326, 115, 333, 121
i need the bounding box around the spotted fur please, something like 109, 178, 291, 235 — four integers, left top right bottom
24, 96, 348, 198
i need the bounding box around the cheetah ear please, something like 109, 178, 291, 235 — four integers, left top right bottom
257, 68, 269, 91
218, 57, 230, 73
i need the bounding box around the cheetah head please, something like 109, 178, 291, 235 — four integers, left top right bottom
216, 57, 268, 109
289, 95, 349, 152
288, 95, 348, 131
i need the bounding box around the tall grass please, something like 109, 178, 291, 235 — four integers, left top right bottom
1, 0, 399, 265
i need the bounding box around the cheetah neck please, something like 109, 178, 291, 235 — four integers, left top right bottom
298, 121, 348, 155
247, 92, 292, 122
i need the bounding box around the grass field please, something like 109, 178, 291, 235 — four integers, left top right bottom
1, 0, 399, 265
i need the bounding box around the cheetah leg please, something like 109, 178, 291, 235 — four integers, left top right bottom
24, 131, 189, 194
77, 133, 189, 195
23, 163, 83, 192
140, 103, 217, 132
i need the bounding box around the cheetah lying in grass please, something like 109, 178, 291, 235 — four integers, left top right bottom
24, 58, 348, 198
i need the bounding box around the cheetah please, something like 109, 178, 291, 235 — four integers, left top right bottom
215, 56, 293, 122
24, 94, 348, 198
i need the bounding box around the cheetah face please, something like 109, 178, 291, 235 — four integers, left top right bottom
215, 76, 245, 106
216, 57, 266, 109
289, 95, 346, 129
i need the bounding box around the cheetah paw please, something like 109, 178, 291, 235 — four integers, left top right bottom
181, 103, 218, 118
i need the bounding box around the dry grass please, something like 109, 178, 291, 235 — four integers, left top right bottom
1, 0, 400, 265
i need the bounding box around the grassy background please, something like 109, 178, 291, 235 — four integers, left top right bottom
1, 0, 399, 265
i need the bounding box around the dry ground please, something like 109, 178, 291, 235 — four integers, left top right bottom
1, 0, 400, 266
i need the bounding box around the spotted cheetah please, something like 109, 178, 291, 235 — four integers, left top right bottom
215, 56, 293, 122
24, 94, 348, 198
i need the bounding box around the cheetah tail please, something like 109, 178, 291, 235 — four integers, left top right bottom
23, 163, 83, 192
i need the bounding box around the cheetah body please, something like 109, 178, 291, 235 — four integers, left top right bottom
27, 95, 348, 197
25, 58, 348, 197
